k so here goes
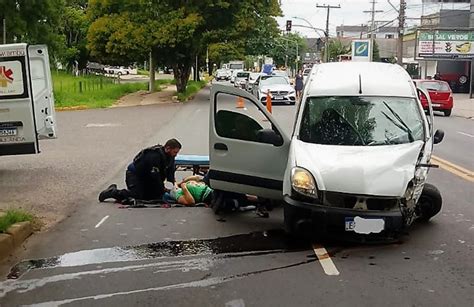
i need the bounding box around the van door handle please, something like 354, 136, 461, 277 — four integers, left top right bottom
214, 143, 228, 151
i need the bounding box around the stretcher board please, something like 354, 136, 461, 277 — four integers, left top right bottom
175, 154, 209, 175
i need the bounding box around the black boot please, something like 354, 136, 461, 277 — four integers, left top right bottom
98, 184, 118, 202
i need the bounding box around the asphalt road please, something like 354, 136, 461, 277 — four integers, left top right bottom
0, 81, 473, 306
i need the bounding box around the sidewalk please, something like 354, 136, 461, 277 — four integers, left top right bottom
112, 85, 178, 107
452, 94, 474, 119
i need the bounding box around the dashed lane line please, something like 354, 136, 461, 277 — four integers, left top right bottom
95, 215, 110, 228
431, 155, 474, 183
457, 131, 474, 138
312, 244, 340, 276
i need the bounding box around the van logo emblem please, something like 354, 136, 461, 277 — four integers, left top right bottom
0, 66, 14, 87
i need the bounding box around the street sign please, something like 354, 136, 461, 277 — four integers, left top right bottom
351, 40, 371, 62
417, 30, 474, 59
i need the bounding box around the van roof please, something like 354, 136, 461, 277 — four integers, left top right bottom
306, 62, 416, 98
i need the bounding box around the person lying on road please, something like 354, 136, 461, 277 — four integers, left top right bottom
164, 175, 214, 206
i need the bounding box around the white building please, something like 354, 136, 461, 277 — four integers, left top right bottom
336, 24, 399, 40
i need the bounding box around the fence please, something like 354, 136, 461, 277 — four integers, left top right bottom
53, 72, 122, 95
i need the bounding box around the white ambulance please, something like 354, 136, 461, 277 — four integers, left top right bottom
0, 43, 57, 156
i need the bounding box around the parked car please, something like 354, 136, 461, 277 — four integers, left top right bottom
215, 69, 230, 81
252, 75, 296, 105
105, 66, 132, 75
302, 68, 311, 84
209, 62, 445, 237
234, 71, 250, 89
413, 79, 454, 116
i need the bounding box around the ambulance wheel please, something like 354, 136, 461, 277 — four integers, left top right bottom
416, 183, 442, 222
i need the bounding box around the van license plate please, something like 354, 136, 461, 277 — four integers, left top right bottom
345, 216, 385, 234
0, 128, 17, 137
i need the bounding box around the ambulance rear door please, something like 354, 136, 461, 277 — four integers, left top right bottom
28, 45, 57, 139
0, 43, 38, 156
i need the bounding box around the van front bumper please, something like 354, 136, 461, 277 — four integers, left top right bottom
283, 195, 405, 234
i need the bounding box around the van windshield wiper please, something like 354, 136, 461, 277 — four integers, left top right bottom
382, 101, 414, 142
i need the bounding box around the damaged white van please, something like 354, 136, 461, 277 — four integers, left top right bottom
208, 62, 444, 236
0, 43, 57, 156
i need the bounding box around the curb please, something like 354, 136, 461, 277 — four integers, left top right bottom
55, 105, 89, 111
0, 221, 33, 262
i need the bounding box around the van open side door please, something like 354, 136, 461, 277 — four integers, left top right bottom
209, 84, 290, 199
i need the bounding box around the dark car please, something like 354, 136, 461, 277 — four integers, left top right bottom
414, 80, 454, 117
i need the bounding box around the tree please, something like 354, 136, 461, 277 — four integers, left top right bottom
60, 0, 90, 69
268, 33, 307, 69
372, 40, 381, 62
87, 0, 282, 93
324, 39, 350, 62
0, 0, 65, 59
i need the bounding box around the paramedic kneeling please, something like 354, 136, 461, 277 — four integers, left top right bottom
98, 138, 182, 202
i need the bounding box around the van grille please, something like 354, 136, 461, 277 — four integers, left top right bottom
323, 192, 399, 211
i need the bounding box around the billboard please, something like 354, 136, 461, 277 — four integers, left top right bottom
417, 30, 474, 59
351, 40, 371, 62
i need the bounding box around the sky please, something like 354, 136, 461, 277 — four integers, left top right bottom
276, 0, 472, 38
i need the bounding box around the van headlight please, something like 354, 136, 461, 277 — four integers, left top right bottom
291, 167, 318, 198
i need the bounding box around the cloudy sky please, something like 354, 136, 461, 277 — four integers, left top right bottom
276, 0, 471, 38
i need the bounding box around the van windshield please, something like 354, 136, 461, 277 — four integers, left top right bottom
299, 96, 424, 146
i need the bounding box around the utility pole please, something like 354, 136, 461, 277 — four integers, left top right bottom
2, 18, 5, 44
397, 0, 406, 65
316, 3, 341, 62
364, 0, 383, 61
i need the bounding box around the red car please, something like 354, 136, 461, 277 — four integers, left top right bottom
414, 79, 454, 117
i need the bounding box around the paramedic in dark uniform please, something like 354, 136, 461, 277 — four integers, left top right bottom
98, 138, 182, 202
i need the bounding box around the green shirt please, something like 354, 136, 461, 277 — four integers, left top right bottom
175, 182, 211, 202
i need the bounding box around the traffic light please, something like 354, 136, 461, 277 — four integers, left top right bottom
286, 20, 292, 32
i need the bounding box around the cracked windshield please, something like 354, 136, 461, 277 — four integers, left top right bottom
0, 0, 473, 306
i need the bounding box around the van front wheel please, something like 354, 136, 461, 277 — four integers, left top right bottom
284, 203, 311, 235
416, 183, 442, 222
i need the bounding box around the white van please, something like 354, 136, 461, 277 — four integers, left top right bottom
208, 62, 444, 236
0, 43, 57, 156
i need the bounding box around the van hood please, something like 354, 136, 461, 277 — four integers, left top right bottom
293, 140, 424, 197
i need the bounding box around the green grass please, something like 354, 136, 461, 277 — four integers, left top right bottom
52, 71, 172, 108
177, 80, 207, 102
0, 209, 34, 233
137, 69, 149, 76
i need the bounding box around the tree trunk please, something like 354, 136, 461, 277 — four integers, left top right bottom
173, 62, 192, 93
149, 52, 155, 92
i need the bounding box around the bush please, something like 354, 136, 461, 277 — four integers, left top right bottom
0, 209, 34, 233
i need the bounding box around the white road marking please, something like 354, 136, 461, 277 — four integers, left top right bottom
95, 215, 109, 228
457, 131, 474, 138
312, 244, 340, 276
86, 123, 121, 128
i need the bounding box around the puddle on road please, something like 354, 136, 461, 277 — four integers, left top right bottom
7, 229, 309, 279
7, 228, 401, 280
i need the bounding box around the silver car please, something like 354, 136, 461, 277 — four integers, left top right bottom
252, 75, 296, 105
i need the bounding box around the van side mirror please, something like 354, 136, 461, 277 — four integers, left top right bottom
434, 129, 444, 144
257, 129, 283, 146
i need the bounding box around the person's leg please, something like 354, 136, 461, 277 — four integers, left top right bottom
123, 170, 145, 200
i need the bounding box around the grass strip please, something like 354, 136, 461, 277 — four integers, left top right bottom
0, 209, 34, 233
52, 71, 172, 108
177, 80, 207, 102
